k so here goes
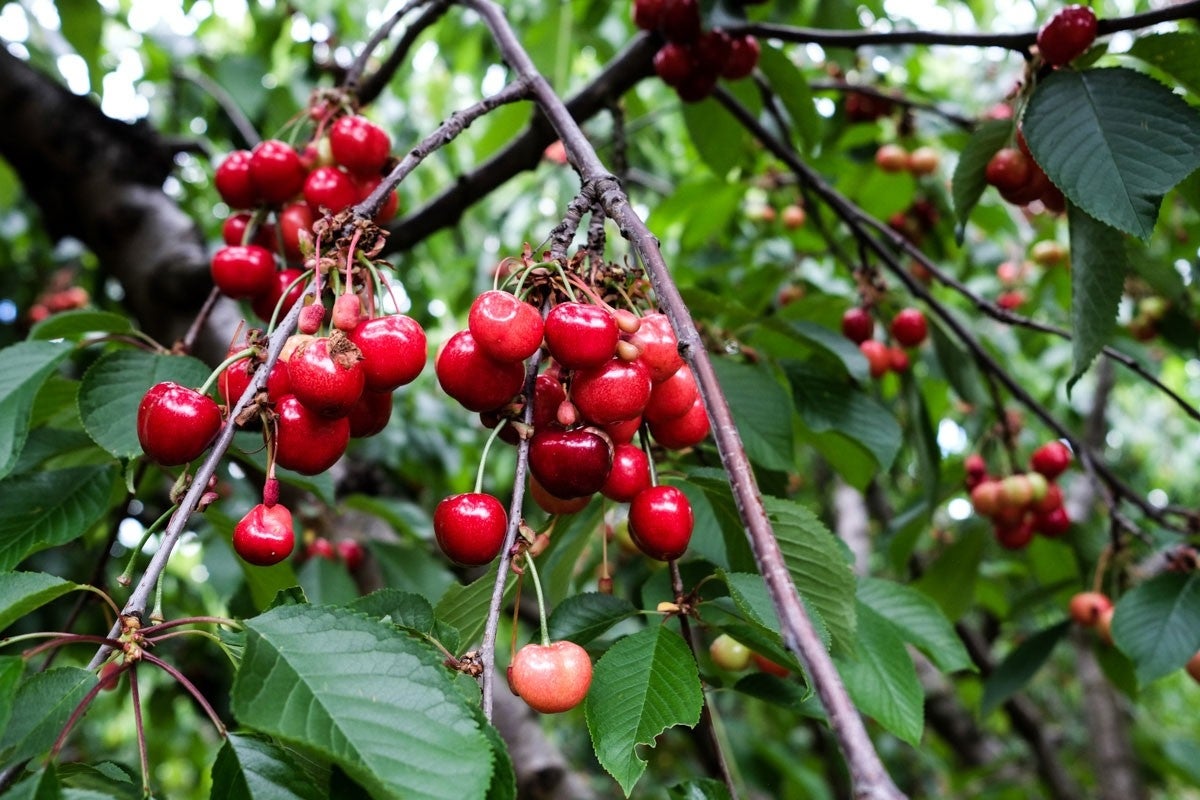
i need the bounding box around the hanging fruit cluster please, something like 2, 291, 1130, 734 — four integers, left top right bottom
966, 441, 1073, 549
634, 0, 761, 102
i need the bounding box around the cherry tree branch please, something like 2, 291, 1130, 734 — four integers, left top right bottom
344, 0, 438, 94
356, 0, 454, 105
461, 3, 905, 798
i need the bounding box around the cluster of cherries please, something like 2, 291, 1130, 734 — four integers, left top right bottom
634, 0, 761, 102
27, 269, 89, 325
842, 305, 928, 379
984, 131, 1065, 214
210, 114, 398, 323
874, 143, 941, 178
431, 259, 709, 571
137, 106, 430, 569
965, 440, 1073, 549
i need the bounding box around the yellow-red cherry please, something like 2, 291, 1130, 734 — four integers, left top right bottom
509, 640, 592, 714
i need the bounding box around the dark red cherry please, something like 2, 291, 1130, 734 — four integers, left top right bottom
286, 333, 365, 418
659, 0, 701, 43
214, 150, 260, 209
654, 42, 694, 88
601, 443, 652, 503
572, 358, 652, 425
890, 308, 928, 347
628, 485, 694, 561
531, 373, 568, 431
272, 395, 350, 475
528, 428, 613, 499
330, 115, 391, 177
349, 314, 428, 392
233, 503, 295, 566
841, 307, 874, 344
137, 382, 222, 466
348, 389, 393, 438
632, 0, 665, 30
722, 35, 760, 80
1031, 441, 1072, 478
544, 303, 618, 370
251, 268, 306, 324
468, 290, 544, 363
434, 492, 507, 566
1037, 5, 1098, 66
249, 140, 307, 205
303, 165, 360, 213
210, 245, 276, 299
435, 330, 525, 412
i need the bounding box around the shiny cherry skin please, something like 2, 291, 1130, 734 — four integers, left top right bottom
251, 268, 306, 324
249, 140, 307, 205
648, 397, 709, 449
303, 165, 359, 213
435, 330, 525, 412
287, 334, 365, 418
890, 308, 927, 347
210, 244, 276, 299
272, 395, 351, 475
349, 314, 428, 392
653, 42, 693, 88
632, 0, 665, 30
468, 290, 544, 363
528, 428, 613, 499
221, 213, 275, 248
841, 307, 874, 344
629, 313, 683, 382
137, 382, 222, 466
1034, 506, 1071, 537
1037, 5, 1098, 66
219, 352, 290, 408
508, 640, 593, 714
330, 115, 391, 177
644, 364, 698, 423
528, 475, 592, 515
214, 149, 259, 209
1030, 440, 1072, 479
859, 339, 891, 378
278, 202, 314, 263
348, 389, 393, 438
628, 484, 694, 561
434, 492, 507, 566
709, 634, 752, 671
985, 148, 1032, 193
721, 35, 760, 80
544, 303, 619, 370
233, 502, 295, 566
572, 358, 652, 426
659, 0, 701, 43
600, 443, 652, 503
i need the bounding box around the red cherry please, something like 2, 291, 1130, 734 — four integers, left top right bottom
137, 382, 222, 466
572, 358, 652, 426
1037, 5, 1098, 66
233, 503, 295, 566
222, 213, 276, 248
249, 140, 306, 205
307, 537, 336, 561
1034, 506, 1071, 537
628, 485, 694, 561
210, 245, 277, 300
278, 202, 314, 263
653, 43, 693, 88
964, 454, 988, 490
435, 330, 525, 412
434, 492, 507, 566
888, 347, 910, 374
287, 334, 365, 418
509, 641, 592, 714
859, 339, 890, 378
468, 290, 544, 363
544, 303, 619, 370
1068, 591, 1112, 628
1033, 482, 1064, 514
603, 415, 643, 445
659, 0, 701, 43
994, 517, 1034, 550
529, 373, 568, 431
214, 150, 259, 209
644, 364, 698, 424
219, 352, 290, 408
303, 166, 360, 213
330, 115, 391, 177
675, 70, 718, 103
348, 389, 393, 438
349, 314, 428, 392
693, 30, 732, 74
648, 396, 709, 449
528, 428, 613, 499
841, 307, 874, 344
1030, 440, 1072, 479
629, 313, 683, 382
985, 148, 1032, 193
891, 308, 927, 347
528, 475, 592, 515
98, 660, 123, 692
337, 539, 366, 570
721, 35, 760, 80
357, 176, 400, 222
751, 652, 790, 678
632, 0, 665, 30
601, 443, 652, 503
970, 479, 1002, 517
251, 268, 306, 324
273, 395, 351, 475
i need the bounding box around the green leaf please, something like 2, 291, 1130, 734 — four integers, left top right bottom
0, 657, 24, 735
296, 557, 359, 606
711, 360, 794, 473
913, 531, 986, 621
732, 672, 821, 716
1023, 68, 1200, 239
29, 311, 134, 342
1127, 32, 1200, 97
232, 605, 494, 800
4, 767, 62, 800
951, 118, 1013, 236
471, 703, 516, 800
57, 763, 141, 799
77, 350, 212, 459
1066, 205, 1127, 388
0, 668, 97, 770
0, 340, 73, 481
57, 0, 103, 89
757, 45, 821, 149
667, 777, 734, 800
434, 566, 513, 650
210, 733, 326, 800
718, 571, 827, 657
682, 95, 749, 176
0, 466, 116, 571
857, 578, 974, 674
350, 589, 436, 635
585, 626, 703, 796
547, 593, 638, 645
784, 360, 901, 477
834, 601, 924, 745
1112, 572, 1200, 685
0, 572, 79, 631
980, 621, 1070, 716
763, 497, 857, 653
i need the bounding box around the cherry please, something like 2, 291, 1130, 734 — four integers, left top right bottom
337, 539, 366, 571
349, 314, 428, 391
658, 0, 701, 43
357, 176, 400, 222
222, 213, 275, 248
602, 415, 643, 445
287, 333, 365, 418
1030, 440, 1072, 479
709, 634, 751, 671
692, 30, 732, 75
468, 290, 544, 363
348, 389, 393, 438
859, 339, 891, 378
233, 502, 295, 566
528, 428, 613, 499
629, 313, 683, 382
508, 640, 592, 714
969, 479, 1003, 517
888, 347, 910, 374
214, 150, 260, 209
654, 42, 694, 88
435, 330, 525, 412
751, 652, 790, 678
985, 148, 1032, 193
1187, 652, 1200, 685
841, 307, 874, 344
219, 351, 290, 408
330, 115, 391, 177
1030, 240, 1068, 268
434, 492, 507, 566
875, 143, 909, 173
964, 453, 988, 490
628, 485, 693, 561
722, 35, 760, 80
600, 443, 652, 503
907, 146, 940, 176
137, 382, 222, 466
303, 165, 360, 213
251, 268, 306, 324
1037, 5, 1097, 66
994, 517, 1034, 550
781, 204, 806, 230
890, 308, 928, 347
530, 373, 568, 431
632, 0, 664, 30
544, 303, 619, 370
648, 396, 709, 449
1034, 506, 1071, 537
210, 245, 277, 300
278, 202, 314, 263
1068, 591, 1112, 628
572, 358, 652, 426
273, 395, 351, 475
307, 537, 336, 560
644, 364, 698, 423
98, 660, 124, 692
528, 475, 592, 515
1033, 482, 1064, 514
1095, 606, 1115, 644
675, 71, 718, 103
249, 140, 306, 205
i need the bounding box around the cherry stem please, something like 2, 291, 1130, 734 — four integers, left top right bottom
118, 505, 178, 586
77, 584, 123, 619
473, 419, 507, 495
199, 346, 257, 397
180, 287, 221, 355
141, 653, 226, 736
523, 553, 551, 648
549, 260, 578, 303
343, 227, 363, 296
128, 667, 152, 798
147, 628, 226, 649
140, 615, 240, 636
6, 633, 124, 659
268, 269, 314, 333
638, 424, 658, 488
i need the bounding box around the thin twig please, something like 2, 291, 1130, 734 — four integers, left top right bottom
357, 0, 455, 105
173, 68, 259, 148
343, 0, 434, 93
129, 667, 152, 797
180, 287, 221, 355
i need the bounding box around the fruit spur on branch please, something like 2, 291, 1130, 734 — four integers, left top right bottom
139, 99, 426, 568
